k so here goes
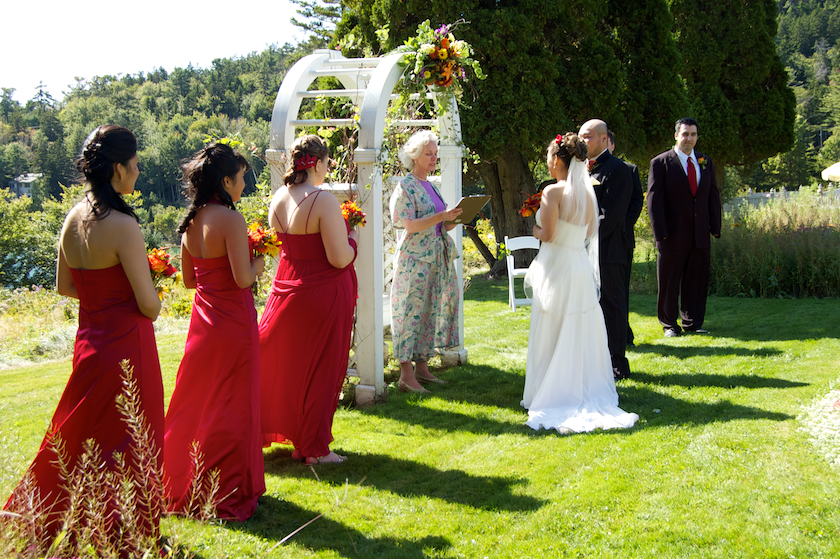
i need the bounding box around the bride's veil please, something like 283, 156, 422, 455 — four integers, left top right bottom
557, 156, 597, 232
561, 156, 602, 297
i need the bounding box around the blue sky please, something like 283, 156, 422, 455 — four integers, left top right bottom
2, 0, 302, 103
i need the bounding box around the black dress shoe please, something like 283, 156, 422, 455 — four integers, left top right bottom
613, 367, 630, 381
664, 328, 680, 337
627, 341, 636, 348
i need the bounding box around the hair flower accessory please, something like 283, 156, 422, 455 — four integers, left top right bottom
295, 154, 319, 171
555, 134, 564, 144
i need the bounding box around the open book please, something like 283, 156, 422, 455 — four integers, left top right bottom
444, 195, 492, 225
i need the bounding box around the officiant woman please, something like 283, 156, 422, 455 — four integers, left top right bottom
389, 130, 463, 394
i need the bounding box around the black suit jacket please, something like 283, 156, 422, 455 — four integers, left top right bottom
590, 150, 633, 264
624, 161, 643, 249
647, 149, 721, 250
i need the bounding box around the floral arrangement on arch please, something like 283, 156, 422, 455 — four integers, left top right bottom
395, 20, 486, 115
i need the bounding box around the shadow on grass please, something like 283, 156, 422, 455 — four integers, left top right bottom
227, 494, 450, 558
368, 362, 793, 438
628, 342, 784, 359
614, 384, 795, 427
629, 371, 808, 389
263, 449, 545, 513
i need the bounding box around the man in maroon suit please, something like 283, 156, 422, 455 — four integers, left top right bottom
647, 117, 722, 337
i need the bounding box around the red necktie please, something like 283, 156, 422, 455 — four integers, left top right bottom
687, 157, 697, 196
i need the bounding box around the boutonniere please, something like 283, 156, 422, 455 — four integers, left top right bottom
697, 156, 708, 169
587, 159, 600, 173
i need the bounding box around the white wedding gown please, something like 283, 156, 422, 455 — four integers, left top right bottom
521, 209, 638, 433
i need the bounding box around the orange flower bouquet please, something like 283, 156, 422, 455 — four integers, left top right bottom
341, 200, 367, 228
247, 223, 281, 258
247, 223, 281, 296
519, 192, 542, 218
147, 247, 179, 298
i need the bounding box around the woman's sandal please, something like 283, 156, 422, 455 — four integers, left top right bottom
398, 379, 431, 394
305, 452, 347, 465
415, 373, 449, 385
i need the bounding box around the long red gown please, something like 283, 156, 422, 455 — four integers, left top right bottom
259, 227, 357, 459
163, 255, 264, 521
3, 264, 165, 540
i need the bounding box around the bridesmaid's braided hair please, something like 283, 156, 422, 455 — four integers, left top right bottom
76, 125, 139, 225
283, 135, 329, 186
548, 133, 588, 167
177, 143, 250, 234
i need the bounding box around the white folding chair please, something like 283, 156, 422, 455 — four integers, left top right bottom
504, 235, 540, 310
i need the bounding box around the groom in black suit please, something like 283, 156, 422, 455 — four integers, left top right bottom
579, 119, 633, 379
608, 131, 644, 348
647, 117, 721, 337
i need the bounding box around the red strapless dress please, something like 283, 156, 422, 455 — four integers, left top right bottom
3, 264, 164, 540
163, 255, 264, 521
259, 232, 357, 459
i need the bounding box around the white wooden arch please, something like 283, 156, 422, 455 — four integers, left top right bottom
266, 49, 467, 406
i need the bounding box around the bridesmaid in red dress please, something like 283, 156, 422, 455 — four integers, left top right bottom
259, 135, 358, 465
163, 144, 266, 520
3, 125, 165, 544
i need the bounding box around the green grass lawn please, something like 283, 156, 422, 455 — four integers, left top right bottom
2, 276, 840, 558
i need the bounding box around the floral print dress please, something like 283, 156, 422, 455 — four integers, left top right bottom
389, 173, 460, 362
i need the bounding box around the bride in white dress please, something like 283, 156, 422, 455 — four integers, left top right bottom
521, 133, 638, 433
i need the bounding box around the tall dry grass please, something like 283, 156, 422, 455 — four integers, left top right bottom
1, 360, 220, 558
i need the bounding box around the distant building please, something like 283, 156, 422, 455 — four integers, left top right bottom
8, 173, 43, 197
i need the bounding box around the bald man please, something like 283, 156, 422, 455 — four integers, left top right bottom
579, 119, 633, 380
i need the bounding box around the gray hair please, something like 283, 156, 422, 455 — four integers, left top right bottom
399, 130, 439, 171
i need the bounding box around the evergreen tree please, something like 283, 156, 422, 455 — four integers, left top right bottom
290, 0, 343, 47
337, 0, 686, 259
671, 0, 796, 187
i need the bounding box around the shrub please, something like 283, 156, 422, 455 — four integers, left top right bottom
711, 191, 840, 298
463, 218, 495, 274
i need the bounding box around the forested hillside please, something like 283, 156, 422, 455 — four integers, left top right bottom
0, 42, 305, 207
749, 0, 840, 188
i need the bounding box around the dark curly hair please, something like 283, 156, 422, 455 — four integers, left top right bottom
548, 133, 588, 168
283, 135, 329, 186
177, 143, 250, 234
76, 125, 138, 223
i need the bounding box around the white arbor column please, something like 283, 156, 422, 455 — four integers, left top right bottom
437, 102, 467, 365
352, 147, 385, 406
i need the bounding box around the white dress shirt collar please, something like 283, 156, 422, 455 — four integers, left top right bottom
674, 147, 699, 178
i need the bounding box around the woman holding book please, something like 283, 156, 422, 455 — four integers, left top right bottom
389, 130, 463, 394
